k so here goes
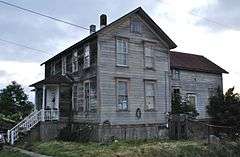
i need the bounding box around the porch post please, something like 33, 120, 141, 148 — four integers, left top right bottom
34, 88, 37, 112
42, 85, 46, 121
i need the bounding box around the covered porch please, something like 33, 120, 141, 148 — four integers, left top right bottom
30, 74, 73, 121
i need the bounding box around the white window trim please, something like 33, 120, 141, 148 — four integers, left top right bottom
144, 81, 156, 111
116, 79, 129, 111
116, 39, 128, 67
83, 45, 90, 69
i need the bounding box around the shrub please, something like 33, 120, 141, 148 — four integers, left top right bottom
57, 122, 95, 142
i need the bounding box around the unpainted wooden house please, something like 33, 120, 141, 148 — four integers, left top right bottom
7, 7, 228, 144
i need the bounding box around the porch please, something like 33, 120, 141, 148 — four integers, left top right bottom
31, 74, 73, 121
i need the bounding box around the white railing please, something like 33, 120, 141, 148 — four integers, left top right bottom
7, 109, 59, 145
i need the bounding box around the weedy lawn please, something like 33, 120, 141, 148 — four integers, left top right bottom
0, 149, 30, 157
21, 140, 240, 157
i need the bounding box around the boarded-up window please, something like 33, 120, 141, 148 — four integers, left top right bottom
144, 45, 154, 69
84, 45, 90, 68
116, 80, 128, 111
116, 39, 128, 66
145, 81, 155, 110
72, 51, 78, 72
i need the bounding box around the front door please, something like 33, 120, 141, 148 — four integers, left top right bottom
46, 87, 58, 110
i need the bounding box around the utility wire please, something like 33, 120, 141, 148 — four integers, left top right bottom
0, 38, 52, 55
0, 0, 89, 30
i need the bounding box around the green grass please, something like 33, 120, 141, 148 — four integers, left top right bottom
0, 150, 30, 157
21, 140, 240, 157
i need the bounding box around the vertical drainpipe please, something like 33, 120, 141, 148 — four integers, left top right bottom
42, 85, 46, 121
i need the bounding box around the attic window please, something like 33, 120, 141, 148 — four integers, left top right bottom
131, 20, 141, 33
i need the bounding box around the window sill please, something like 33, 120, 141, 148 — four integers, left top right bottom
116, 109, 130, 112
144, 67, 156, 71
144, 109, 156, 112
116, 65, 129, 68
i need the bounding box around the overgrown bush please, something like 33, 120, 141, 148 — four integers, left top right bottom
171, 92, 198, 118
57, 123, 95, 142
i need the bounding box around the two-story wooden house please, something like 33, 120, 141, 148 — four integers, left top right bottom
7, 7, 227, 144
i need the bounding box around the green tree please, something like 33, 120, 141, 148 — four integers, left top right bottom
207, 87, 240, 127
0, 81, 33, 122
171, 92, 198, 117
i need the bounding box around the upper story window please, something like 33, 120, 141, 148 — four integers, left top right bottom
55, 59, 62, 75
144, 45, 154, 69
84, 45, 90, 69
72, 50, 78, 72
116, 39, 128, 66
116, 79, 129, 111
172, 69, 180, 80
66, 54, 72, 73
62, 56, 67, 75
144, 81, 156, 111
50, 62, 55, 75
131, 20, 141, 34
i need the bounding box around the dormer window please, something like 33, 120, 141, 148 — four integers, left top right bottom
72, 50, 78, 72
84, 45, 90, 69
131, 20, 141, 34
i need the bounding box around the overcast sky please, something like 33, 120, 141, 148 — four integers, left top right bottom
0, 0, 239, 102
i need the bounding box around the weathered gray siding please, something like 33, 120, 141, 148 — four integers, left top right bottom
98, 14, 171, 125
171, 70, 223, 119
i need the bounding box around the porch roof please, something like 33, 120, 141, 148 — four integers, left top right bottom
30, 74, 73, 87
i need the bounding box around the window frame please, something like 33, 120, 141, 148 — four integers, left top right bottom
130, 19, 142, 34
72, 85, 78, 111
83, 45, 90, 69
172, 69, 180, 80
144, 44, 155, 69
62, 56, 67, 75
116, 38, 128, 67
144, 80, 156, 111
187, 93, 197, 109
72, 50, 78, 72
116, 79, 129, 111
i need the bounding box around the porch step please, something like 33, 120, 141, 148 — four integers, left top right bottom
7, 109, 59, 145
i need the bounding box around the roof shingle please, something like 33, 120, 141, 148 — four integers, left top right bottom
170, 51, 228, 74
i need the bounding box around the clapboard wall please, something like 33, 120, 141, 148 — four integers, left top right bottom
171, 70, 223, 118
97, 14, 171, 125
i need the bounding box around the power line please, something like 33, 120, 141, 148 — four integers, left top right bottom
0, 0, 89, 30
0, 38, 52, 55
158, 1, 239, 31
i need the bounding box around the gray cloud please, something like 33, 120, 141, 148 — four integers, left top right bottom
192, 0, 240, 31
0, 0, 156, 63
0, 70, 8, 78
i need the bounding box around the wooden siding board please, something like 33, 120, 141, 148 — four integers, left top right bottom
171, 70, 223, 119
98, 15, 170, 125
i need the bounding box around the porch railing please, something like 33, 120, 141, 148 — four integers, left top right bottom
7, 109, 59, 145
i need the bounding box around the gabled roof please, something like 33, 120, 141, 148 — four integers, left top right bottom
30, 74, 73, 87
170, 51, 228, 74
41, 7, 177, 65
